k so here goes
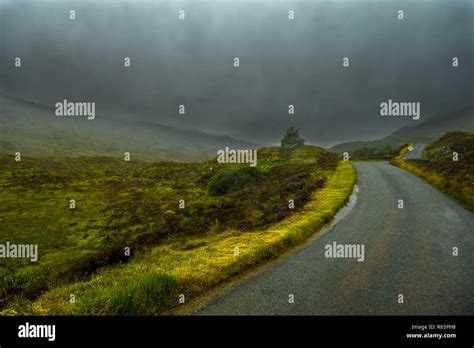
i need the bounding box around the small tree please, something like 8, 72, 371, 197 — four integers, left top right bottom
280, 127, 305, 160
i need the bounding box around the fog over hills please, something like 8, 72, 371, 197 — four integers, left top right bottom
331, 105, 474, 152
0, 0, 472, 148
385, 106, 474, 143
0, 94, 259, 161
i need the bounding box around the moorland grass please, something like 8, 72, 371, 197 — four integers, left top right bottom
391, 158, 474, 211
390, 132, 473, 211
23, 161, 356, 315
0, 146, 356, 315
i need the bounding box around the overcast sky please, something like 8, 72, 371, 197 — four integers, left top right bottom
0, 0, 473, 147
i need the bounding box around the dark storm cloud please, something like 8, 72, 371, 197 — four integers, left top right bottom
0, 0, 473, 146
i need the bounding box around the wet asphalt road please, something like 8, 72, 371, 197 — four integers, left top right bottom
403, 143, 427, 159
194, 161, 474, 315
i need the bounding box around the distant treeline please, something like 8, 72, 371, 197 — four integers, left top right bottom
348, 144, 407, 160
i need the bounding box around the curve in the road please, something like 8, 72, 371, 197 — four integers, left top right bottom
403, 143, 427, 160
194, 161, 474, 315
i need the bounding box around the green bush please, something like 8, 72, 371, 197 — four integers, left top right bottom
208, 167, 262, 196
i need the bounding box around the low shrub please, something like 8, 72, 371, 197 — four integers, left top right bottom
208, 167, 262, 196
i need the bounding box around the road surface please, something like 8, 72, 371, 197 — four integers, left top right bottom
194, 161, 474, 315
403, 143, 427, 160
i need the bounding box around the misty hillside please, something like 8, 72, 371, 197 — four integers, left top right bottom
1, 1, 472, 146
0, 95, 259, 161
384, 106, 474, 143
331, 106, 474, 152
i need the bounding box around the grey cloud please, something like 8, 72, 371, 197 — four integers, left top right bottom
1, 0, 472, 147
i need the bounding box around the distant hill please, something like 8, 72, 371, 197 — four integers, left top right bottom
385, 106, 474, 144
331, 106, 474, 152
0, 94, 259, 161
330, 139, 387, 152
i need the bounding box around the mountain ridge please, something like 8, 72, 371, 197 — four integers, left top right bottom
331, 105, 474, 152
0, 94, 260, 162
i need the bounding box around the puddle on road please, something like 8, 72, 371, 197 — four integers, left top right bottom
333, 184, 359, 225
310, 184, 359, 241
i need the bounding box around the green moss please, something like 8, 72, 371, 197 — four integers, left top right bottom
0, 146, 355, 315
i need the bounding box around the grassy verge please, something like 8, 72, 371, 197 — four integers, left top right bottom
0, 146, 335, 311
394, 143, 413, 160
16, 161, 356, 315
391, 158, 473, 211
390, 133, 473, 211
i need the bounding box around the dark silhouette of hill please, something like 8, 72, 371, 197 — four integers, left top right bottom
331, 106, 474, 152
0, 94, 259, 161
